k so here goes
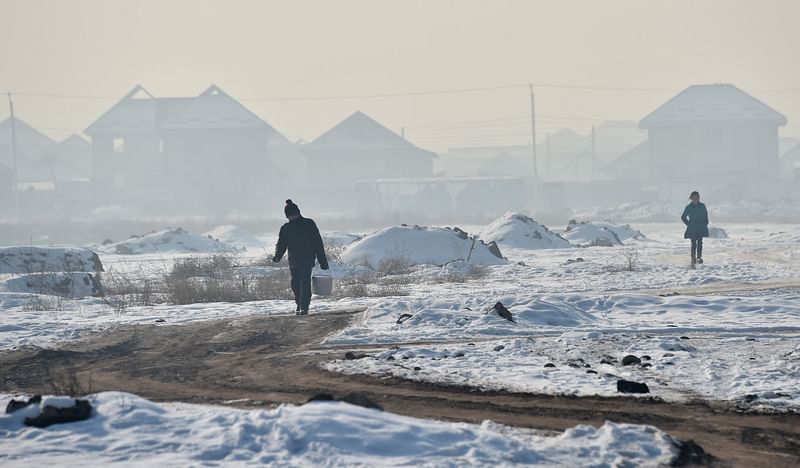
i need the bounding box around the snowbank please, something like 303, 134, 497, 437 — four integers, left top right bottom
342, 225, 506, 268
0, 246, 103, 274
708, 226, 728, 239
479, 212, 571, 249
0, 392, 679, 466
203, 225, 265, 250
99, 228, 229, 255
562, 221, 645, 246
0, 272, 102, 298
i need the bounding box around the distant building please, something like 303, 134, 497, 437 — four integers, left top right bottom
630, 83, 787, 198
438, 123, 643, 184
0, 117, 92, 216
85, 84, 306, 214
781, 143, 800, 181
302, 111, 436, 208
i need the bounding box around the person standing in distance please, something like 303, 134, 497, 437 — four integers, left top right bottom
681, 190, 709, 267
273, 199, 329, 315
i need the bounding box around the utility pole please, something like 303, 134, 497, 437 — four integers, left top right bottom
546, 133, 551, 178
591, 125, 596, 179
7, 93, 19, 217
529, 84, 538, 178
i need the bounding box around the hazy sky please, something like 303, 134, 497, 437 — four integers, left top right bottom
1, 0, 798, 151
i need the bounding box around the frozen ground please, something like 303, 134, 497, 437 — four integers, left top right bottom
0, 392, 681, 467
1, 222, 799, 414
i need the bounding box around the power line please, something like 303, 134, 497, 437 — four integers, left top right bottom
4, 83, 800, 103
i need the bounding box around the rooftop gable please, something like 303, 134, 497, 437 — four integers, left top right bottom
307, 111, 433, 155
640, 84, 787, 128
160, 85, 268, 130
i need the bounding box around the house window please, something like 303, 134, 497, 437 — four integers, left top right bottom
113, 138, 125, 153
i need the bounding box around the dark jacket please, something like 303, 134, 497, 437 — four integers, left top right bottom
681, 202, 709, 239
274, 217, 329, 269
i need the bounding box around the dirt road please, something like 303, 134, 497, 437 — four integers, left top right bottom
2, 309, 799, 467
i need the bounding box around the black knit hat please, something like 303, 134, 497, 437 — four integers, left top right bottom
284, 199, 301, 218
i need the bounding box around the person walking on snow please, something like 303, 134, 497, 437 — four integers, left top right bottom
681, 191, 709, 267
273, 199, 329, 315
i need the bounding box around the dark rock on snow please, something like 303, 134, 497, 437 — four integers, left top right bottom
6, 395, 41, 413
344, 351, 369, 360
544, 363, 556, 368
617, 379, 650, 394
493, 345, 505, 352
621, 355, 641, 366
24, 399, 93, 428
490, 302, 516, 323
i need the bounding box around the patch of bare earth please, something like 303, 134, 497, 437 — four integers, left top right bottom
1, 309, 799, 467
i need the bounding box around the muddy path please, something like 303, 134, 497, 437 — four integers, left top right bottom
1, 309, 799, 467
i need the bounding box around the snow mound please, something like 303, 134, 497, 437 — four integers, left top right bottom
0, 392, 679, 466
342, 225, 506, 267
0, 246, 103, 274
562, 221, 645, 246
708, 226, 728, 239
99, 228, 229, 255
323, 231, 362, 247
479, 212, 572, 249
203, 225, 264, 250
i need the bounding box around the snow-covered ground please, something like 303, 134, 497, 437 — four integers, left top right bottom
0, 392, 681, 467
1, 222, 799, 413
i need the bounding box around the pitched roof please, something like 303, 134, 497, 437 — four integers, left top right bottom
160, 85, 267, 130
307, 111, 434, 155
600, 141, 649, 177
0, 117, 62, 182
640, 84, 787, 128
782, 143, 800, 162
85, 85, 266, 134
60, 134, 90, 146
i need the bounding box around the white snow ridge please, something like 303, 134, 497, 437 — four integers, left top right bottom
480, 212, 572, 250
0, 392, 680, 467
342, 224, 506, 267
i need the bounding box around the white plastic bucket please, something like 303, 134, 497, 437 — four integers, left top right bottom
312, 273, 333, 296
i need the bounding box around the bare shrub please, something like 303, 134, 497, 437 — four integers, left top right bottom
436, 263, 490, 284
100, 265, 164, 313
334, 271, 413, 298
376, 256, 413, 277
22, 295, 64, 312
168, 253, 238, 280
164, 255, 293, 304
44, 364, 94, 397
334, 273, 373, 298
325, 243, 346, 265
623, 248, 640, 271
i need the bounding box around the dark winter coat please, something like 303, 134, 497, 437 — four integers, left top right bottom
274, 217, 329, 269
681, 202, 709, 239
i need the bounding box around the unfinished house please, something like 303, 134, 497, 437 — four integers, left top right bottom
85, 85, 306, 215
301, 111, 436, 209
